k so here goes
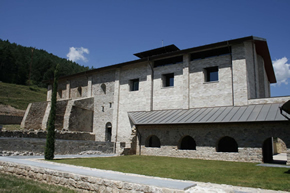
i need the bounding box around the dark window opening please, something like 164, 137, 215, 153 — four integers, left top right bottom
190, 47, 231, 61
205, 67, 218, 82
179, 136, 196, 150
145, 135, 161, 148
101, 83, 106, 94
130, 79, 139, 91
109, 102, 112, 108
217, 136, 238, 152
163, 73, 174, 87
105, 122, 112, 142
154, 55, 183, 68
77, 86, 82, 97
57, 89, 62, 98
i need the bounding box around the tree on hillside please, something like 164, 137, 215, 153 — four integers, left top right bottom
44, 64, 59, 160
0, 39, 89, 87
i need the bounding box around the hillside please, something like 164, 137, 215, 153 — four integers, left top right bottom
0, 39, 89, 87
0, 82, 47, 111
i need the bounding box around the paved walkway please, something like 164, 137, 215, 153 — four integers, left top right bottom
0, 155, 289, 193
0, 155, 195, 191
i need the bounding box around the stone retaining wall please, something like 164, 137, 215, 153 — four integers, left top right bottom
0, 130, 95, 141
0, 138, 114, 155
0, 115, 23, 124
0, 161, 183, 193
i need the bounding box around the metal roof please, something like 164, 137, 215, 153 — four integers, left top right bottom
128, 103, 288, 125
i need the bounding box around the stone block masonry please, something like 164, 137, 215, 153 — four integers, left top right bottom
0, 115, 23, 124
137, 122, 290, 164
0, 160, 188, 193
0, 137, 114, 155
0, 130, 96, 140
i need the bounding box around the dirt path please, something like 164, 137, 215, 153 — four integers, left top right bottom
0, 104, 25, 116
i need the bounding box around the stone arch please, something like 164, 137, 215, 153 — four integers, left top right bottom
178, 135, 196, 150
262, 137, 287, 164
145, 135, 161, 148
217, 136, 238, 152
105, 122, 112, 142
101, 83, 106, 94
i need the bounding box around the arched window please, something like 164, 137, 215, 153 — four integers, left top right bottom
101, 84, 106, 94
77, 86, 82, 97
178, 136, 196, 150
145, 135, 161, 148
217, 136, 238, 152
105, 122, 112, 142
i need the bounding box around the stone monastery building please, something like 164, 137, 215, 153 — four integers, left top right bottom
22, 36, 290, 164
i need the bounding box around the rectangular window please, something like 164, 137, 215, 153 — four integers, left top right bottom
130, 79, 139, 91
163, 73, 174, 87
190, 47, 231, 61
154, 56, 183, 68
205, 67, 218, 82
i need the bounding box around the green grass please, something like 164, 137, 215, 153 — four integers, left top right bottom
0, 172, 76, 193
52, 155, 290, 191
0, 82, 47, 110
2, 124, 22, 131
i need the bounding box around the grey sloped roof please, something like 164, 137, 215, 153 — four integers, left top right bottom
128, 103, 288, 125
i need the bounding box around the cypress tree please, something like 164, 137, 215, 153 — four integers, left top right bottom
44, 64, 59, 160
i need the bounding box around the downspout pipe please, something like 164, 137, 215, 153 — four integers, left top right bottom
114, 68, 121, 154
228, 41, 234, 106
136, 127, 142, 155
148, 57, 154, 111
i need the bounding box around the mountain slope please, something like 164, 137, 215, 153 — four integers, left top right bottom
0, 39, 89, 87
0, 82, 47, 110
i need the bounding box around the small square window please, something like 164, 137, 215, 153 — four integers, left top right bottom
130, 79, 139, 91
205, 67, 218, 82
163, 73, 174, 87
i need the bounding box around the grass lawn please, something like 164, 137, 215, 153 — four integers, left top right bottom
0, 172, 76, 193
52, 155, 290, 191
2, 124, 22, 131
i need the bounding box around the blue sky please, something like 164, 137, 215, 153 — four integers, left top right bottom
0, 0, 289, 97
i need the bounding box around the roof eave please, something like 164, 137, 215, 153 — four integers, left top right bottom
254, 40, 276, 83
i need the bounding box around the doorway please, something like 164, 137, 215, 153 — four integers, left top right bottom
105, 122, 112, 142
262, 137, 287, 164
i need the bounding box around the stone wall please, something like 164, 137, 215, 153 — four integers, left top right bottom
22, 102, 48, 130
0, 161, 182, 193
0, 137, 113, 155
189, 54, 233, 108
0, 130, 95, 140
248, 96, 290, 105
0, 115, 23, 124
55, 100, 69, 130
70, 76, 89, 99
91, 69, 115, 142
136, 122, 290, 163
118, 62, 151, 145
153, 59, 184, 110
67, 97, 94, 132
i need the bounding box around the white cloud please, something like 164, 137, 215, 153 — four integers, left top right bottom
272, 57, 290, 86
66, 47, 89, 62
